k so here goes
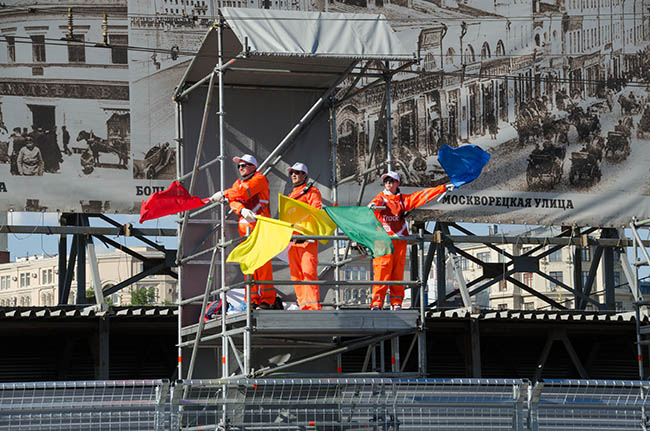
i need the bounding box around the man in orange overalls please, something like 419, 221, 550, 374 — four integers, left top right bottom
286, 162, 323, 310
210, 154, 275, 309
368, 171, 450, 310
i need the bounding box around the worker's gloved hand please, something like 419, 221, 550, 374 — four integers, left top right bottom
367, 203, 376, 210
240, 208, 257, 223
210, 191, 224, 203
445, 183, 455, 192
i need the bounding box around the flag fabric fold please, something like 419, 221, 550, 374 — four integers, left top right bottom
278, 194, 337, 244
438, 144, 491, 188
139, 181, 209, 223
226, 215, 294, 274
323, 206, 392, 258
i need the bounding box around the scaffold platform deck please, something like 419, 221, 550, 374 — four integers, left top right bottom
181, 309, 420, 341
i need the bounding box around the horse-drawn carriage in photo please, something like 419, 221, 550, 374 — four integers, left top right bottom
76, 130, 129, 169
604, 131, 631, 162
569, 151, 601, 187
619, 93, 643, 116
526, 146, 565, 191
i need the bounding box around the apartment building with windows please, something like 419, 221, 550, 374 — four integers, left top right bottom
0, 247, 177, 307
456, 232, 634, 311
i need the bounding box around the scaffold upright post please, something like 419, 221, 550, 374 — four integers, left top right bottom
216, 16, 228, 382
329, 102, 341, 308
419, 226, 427, 376
385, 61, 393, 171
175, 98, 183, 381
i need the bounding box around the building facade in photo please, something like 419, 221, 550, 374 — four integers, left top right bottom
0, 1, 132, 213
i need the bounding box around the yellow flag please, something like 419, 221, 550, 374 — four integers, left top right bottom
278, 194, 337, 244
226, 216, 294, 274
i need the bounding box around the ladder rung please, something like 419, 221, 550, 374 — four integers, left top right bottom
640, 326, 650, 335
639, 340, 650, 346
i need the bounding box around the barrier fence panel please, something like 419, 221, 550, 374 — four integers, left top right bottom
0, 379, 170, 431
173, 378, 528, 430
529, 379, 650, 431
3, 378, 650, 430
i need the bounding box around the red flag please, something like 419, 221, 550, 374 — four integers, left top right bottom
139, 181, 210, 223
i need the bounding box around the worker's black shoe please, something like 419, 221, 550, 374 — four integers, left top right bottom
258, 302, 272, 310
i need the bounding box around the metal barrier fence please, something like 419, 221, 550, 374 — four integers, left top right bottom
2, 378, 650, 430
173, 378, 528, 430
0, 379, 169, 431
529, 379, 650, 431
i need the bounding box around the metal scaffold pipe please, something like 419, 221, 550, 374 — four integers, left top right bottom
217, 17, 230, 382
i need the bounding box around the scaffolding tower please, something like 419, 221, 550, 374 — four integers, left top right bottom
172, 8, 423, 380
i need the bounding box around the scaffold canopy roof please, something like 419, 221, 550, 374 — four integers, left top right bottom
177, 7, 415, 91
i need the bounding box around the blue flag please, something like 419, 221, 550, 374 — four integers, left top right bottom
438, 144, 490, 188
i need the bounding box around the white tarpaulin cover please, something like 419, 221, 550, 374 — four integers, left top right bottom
221, 8, 414, 60
177, 8, 415, 91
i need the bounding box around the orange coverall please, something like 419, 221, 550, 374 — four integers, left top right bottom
287, 184, 323, 310
369, 185, 447, 308
224, 171, 275, 306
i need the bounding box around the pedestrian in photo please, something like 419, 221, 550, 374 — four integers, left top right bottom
285, 162, 322, 310
9, 127, 25, 175
487, 111, 498, 139
210, 154, 276, 309
61, 125, 72, 156
42, 127, 61, 173
17, 137, 44, 176
368, 171, 450, 310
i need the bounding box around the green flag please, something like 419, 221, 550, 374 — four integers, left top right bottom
324, 206, 393, 258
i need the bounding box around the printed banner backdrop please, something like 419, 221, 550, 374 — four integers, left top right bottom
2, 0, 649, 228
330, 0, 650, 227
0, 2, 132, 212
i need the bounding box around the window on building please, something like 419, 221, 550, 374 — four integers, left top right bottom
41, 269, 53, 285
110, 34, 128, 64
523, 272, 534, 288
524, 301, 535, 310
19, 273, 30, 288
459, 256, 470, 270
67, 35, 85, 63
477, 252, 490, 262
548, 249, 562, 262
5, 36, 15, 63
496, 40, 505, 57
613, 271, 621, 288
497, 303, 508, 310
0, 276, 9, 290
549, 271, 563, 291
480, 42, 491, 60
498, 279, 508, 291
616, 301, 623, 311
359, 267, 367, 280
582, 271, 589, 287
31, 35, 46, 62
581, 247, 592, 261
445, 47, 456, 65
